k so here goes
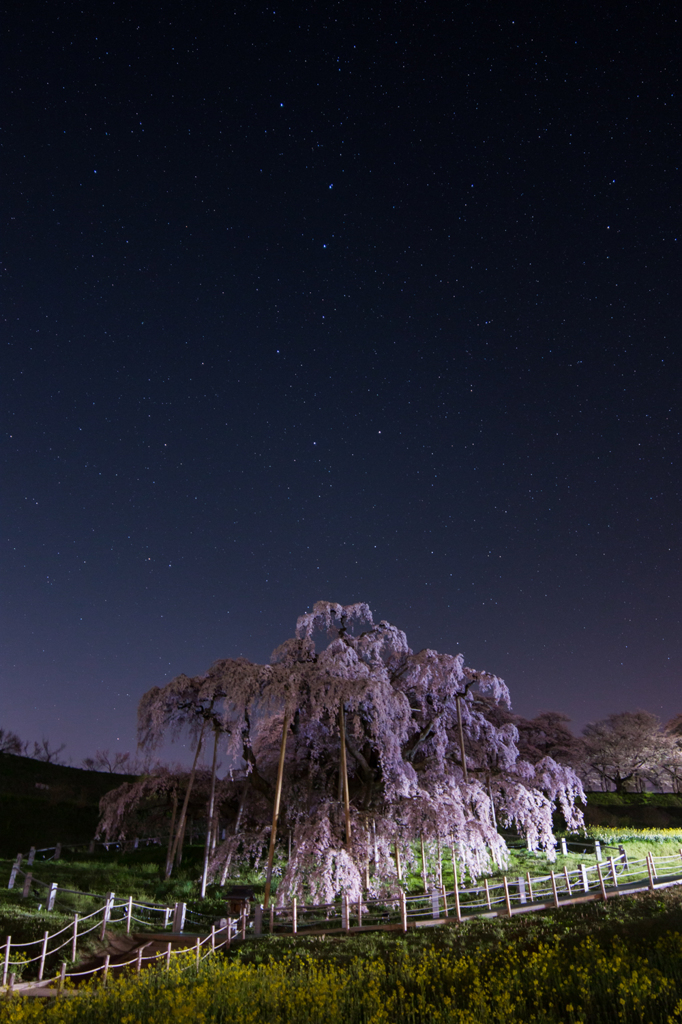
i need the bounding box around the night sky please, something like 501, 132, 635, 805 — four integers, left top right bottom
2, 2, 680, 763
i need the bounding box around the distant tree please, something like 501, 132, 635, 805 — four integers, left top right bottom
82, 749, 132, 773
578, 711, 668, 792
0, 728, 23, 755
97, 764, 214, 870
30, 738, 67, 764
128, 601, 584, 904
515, 711, 580, 766
137, 672, 235, 882
658, 717, 682, 793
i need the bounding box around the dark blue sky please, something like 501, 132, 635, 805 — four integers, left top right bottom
2, 1, 680, 762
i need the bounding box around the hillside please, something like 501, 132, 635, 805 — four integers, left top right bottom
0, 753, 136, 855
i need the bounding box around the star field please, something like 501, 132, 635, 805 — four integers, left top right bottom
1, 1, 680, 759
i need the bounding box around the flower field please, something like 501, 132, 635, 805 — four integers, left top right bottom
3, 926, 682, 1024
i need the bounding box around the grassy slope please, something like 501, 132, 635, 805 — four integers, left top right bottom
0, 754, 136, 856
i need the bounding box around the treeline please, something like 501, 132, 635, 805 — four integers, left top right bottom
5, 706, 681, 799
500, 708, 682, 794
0, 728, 148, 774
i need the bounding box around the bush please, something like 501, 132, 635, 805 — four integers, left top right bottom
2, 930, 682, 1023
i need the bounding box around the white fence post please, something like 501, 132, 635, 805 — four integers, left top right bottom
172, 902, 186, 933
126, 896, 133, 933
21, 872, 32, 898
7, 855, 22, 890
54, 844, 61, 861
400, 891, 407, 932
100, 892, 115, 940
579, 864, 589, 893
518, 877, 527, 904
27, 847, 36, 867
2, 937, 10, 987
47, 882, 58, 911
560, 838, 568, 856
38, 931, 49, 981
71, 914, 78, 962
431, 889, 440, 919
594, 840, 602, 862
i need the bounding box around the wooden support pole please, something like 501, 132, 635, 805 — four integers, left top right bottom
452, 851, 462, 923
126, 896, 133, 933
550, 870, 560, 908
195, 937, 200, 971
166, 723, 207, 878
455, 694, 469, 784
263, 712, 290, 909
269, 905, 274, 934
357, 896, 362, 928
503, 875, 512, 916
57, 962, 66, 995
441, 884, 449, 918
647, 852, 656, 892
395, 836, 402, 881
165, 944, 171, 971
484, 878, 491, 909
71, 914, 78, 962
201, 726, 220, 899
102, 954, 110, 985
596, 860, 608, 900
339, 706, 352, 848
609, 856, 619, 889
437, 834, 443, 888
526, 871, 534, 903
292, 896, 297, 935
136, 946, 143, 975
343, 893, 350, 932
563, 865, 572, 895
421, 834, 428, 893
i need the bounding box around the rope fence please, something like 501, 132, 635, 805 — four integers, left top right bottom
4, 845, 682, 996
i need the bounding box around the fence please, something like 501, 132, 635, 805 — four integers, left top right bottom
3, 924, 235, 997
4, 846, 682, 995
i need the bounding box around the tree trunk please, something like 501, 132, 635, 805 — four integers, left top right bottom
339, 704, 352, 848
165, 788, 178, 878
456, 694, 469, 784
200, 726, 220, 898
166, 721, 207, 879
